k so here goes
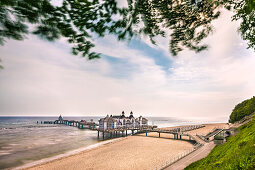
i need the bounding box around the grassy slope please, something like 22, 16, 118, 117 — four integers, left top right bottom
185, 116, 255, 170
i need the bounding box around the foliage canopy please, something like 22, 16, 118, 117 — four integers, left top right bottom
229, 96, 255, 123
0, 0, 254, 60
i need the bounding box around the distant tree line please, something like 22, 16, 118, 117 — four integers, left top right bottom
229, 96, 255, 123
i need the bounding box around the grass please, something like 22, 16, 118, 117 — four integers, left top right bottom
185, 116, 255, 170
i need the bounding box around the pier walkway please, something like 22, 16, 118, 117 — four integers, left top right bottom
40, 119, 205, 143
164, 141, 215, 170
139, 125, 205, 142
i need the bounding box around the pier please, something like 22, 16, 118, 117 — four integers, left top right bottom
138, 125, 205, 142
41, 119, 154, 140
41, 119, 98, 129
39, 113, 206, 144
40, 118, 204, 143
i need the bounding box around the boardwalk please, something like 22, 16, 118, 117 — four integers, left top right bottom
164, 141, 215, 170
161, 123, 230, 169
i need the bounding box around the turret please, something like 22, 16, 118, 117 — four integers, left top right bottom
121, 111, 125, 118
58, 115, 63, 121
129, 111, 134, 119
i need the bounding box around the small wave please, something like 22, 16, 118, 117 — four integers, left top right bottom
0, 125, 58, 130
47, 142, 56, 145
0, 151, 11, 156
8, 144, 20, 146
1, 146, 12, 149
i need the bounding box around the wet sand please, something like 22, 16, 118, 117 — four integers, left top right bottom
24, 123, 229, 170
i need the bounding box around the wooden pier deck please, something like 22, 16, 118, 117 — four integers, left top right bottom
40, 120, 204, 142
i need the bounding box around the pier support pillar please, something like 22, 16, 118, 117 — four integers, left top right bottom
126, 130, 127, 136
103, 132, 104, 140
132, 130, 134, 135
146, 131, 147, 136
98, 131, 99, 138
159, 132, 160, 138
122, 131, 124, 137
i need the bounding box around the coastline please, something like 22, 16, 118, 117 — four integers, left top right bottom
25, 135, 194, 170
14, 137, 126, 170
16, 123, 229, 170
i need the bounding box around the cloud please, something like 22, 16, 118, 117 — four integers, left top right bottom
0, 9, 254, 122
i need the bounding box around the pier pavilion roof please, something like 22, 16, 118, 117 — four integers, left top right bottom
99, 115, 117, 122
112, 115, 122, 119
135, 116, 148, 122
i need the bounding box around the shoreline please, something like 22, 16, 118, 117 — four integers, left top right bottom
15, 123, 229, 170
14, 137, 126, 170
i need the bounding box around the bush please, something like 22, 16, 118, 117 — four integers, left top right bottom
229, 96, 255, 123
214, 135, 224, 140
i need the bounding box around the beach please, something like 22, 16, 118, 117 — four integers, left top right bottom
25, 135, 193, 170
23, 123, 229, 170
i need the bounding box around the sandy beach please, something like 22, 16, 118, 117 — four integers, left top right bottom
24, 123, 229, 170
25, 136, 193, 170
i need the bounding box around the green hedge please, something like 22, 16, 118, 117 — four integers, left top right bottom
229, 96, 255, 123
185, 116, 255, 170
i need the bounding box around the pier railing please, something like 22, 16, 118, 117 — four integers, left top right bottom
157, 125, 205, 133
151, 142, 203, 170
196, 127, 226, 142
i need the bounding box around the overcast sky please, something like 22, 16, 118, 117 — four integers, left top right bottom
0, 9, 254, 121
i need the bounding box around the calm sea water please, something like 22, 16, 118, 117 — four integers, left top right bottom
0, 116, 226, 169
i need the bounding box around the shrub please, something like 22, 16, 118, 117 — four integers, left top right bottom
229, 96, 255, 123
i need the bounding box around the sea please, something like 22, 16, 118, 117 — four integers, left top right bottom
0, 116, 227, 169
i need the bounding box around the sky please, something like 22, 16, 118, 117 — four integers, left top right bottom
0, 8, 254, 121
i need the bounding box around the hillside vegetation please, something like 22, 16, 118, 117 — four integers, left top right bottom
185, 115, 255, 170
229, 96, 255, 123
